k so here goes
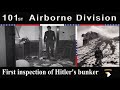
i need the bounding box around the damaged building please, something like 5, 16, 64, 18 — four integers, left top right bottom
0, 25, 76, 67
15, 26, 75, 67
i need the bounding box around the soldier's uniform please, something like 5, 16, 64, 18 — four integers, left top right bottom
95, 48, 103, 66
44, 30, 56, 58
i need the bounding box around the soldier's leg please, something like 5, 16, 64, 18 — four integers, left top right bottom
112, 48, 115, 54
46, 41, 50, 58
50, 41, 54, 57
99, 59, 102, 66
97, 58, 102, 67
95, 58, 99, 65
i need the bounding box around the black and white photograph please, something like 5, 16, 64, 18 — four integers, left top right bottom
0, 26, 15, 67
15, 25, 76, 67
76, 26, 119, 67
0, 26, 6, 67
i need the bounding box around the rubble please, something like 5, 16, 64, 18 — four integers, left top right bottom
41, 63, 50, 67
57, 59, 73, 65
16, 59, 30, 67
29, 57, 73, 67
49, 63, 63, 67
33, 63, 42, 67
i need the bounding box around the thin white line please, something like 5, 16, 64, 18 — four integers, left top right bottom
75, 26, 78, 41
40, 24, 64, 26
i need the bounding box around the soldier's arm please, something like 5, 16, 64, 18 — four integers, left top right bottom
53, 31, 56, 41
44, 32, 47, 42
100, 51, 103, 58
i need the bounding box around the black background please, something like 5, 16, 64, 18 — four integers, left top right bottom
0, 8, 119, 80
0, 12, 120, 24
0, 67, 120, 79
0, 8, 120, 24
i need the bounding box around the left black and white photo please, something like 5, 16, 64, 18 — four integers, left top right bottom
0, 26, 15, 67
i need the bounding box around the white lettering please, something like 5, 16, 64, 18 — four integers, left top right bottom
29, 14, 36, 21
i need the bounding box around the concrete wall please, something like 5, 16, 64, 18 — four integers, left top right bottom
59, 26, 75, 40
18, 26, 40, 40
0, 26, 6, 67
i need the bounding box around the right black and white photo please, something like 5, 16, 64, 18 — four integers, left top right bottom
76, 26, 119, 67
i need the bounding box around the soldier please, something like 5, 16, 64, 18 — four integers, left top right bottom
82, 34, 87, 45
95, 47, 103, 67
44, 26, 56, 59
111, 44, 115, 54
